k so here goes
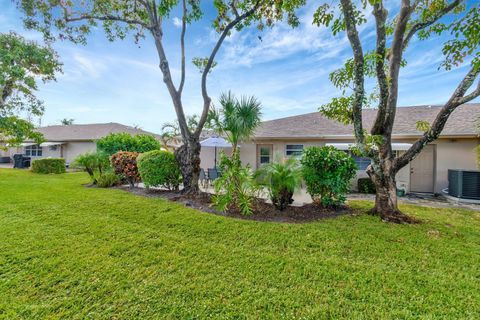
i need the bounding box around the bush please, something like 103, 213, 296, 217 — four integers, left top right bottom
96, 133, 160, 155
255, 157, 302, 210
95, 170, 120, 188
358, 177, 376, 194
137, 150, 181, 190
213, 151, 260, 215
71, 152, 110, 184
301, 146, 357, 207
31, 158, 66, 174
111, 151, 140, 188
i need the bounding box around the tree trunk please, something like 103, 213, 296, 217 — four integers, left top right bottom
174, 136, 201, 194
368, 168, 417, 224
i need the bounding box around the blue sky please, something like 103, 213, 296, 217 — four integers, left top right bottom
1, 1, 478, 134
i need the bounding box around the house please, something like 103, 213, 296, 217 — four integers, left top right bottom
0, 123, 162, 165
200, 104, 480, 194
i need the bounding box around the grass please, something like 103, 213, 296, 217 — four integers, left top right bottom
0, 169, 479, 319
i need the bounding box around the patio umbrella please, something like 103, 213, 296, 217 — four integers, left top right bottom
200, 135, 232, 168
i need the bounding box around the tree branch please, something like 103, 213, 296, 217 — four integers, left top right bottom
371, 1, 389, 135
402, 0, 461, 51
178, 0, 187, 95
382, 0, 412, 140
339, 0, 365, 145
65, 14, 152, 30
195, 1, 261, 137
394, 66, 480, 171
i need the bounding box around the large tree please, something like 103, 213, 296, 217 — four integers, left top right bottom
315, 0, 479, 222
0, 32, 61, 146
16, 0, 304, 193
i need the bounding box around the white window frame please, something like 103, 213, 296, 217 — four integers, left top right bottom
285, 144, 304, 158
25, 144, 43, 157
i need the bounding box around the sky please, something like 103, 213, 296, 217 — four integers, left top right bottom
1, 1, 478, 134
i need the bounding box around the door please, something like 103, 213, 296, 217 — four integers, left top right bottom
256, 144, 273, 168
410, 144, 435, 193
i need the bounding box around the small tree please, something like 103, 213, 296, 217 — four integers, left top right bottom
72, 152, 110, 185
314, 0, 480, 222
255, 157, 303, 210
60, 118, 74, 125
208, 91, 262, 154
301, 146, 357, 207
16, 0, 304, 194
0, 32, 61, 147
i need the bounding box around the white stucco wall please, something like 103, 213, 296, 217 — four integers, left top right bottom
205, 137, 479, 194
62, 141, 97, 164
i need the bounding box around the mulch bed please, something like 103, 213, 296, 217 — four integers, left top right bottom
121, 186, 354, 223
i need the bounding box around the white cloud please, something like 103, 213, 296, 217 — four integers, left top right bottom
71, 53, 106, 79
173, 17, 182, 28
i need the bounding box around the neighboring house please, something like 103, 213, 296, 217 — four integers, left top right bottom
200, 104, 480, 194
0, 123, 162, 165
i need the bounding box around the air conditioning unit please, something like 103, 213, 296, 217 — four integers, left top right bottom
448, 169, 480, 200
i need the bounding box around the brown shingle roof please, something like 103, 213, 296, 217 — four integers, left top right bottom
255, 104, 480, 139
36, 123, 161, 141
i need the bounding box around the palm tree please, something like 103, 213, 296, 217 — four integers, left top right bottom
160, 115, 199, 151
208, 91, 262, 154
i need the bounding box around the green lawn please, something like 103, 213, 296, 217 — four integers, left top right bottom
0, 169, 479, 319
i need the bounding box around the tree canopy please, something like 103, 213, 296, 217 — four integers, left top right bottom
0, 32, 62, 146
314, 0, 479, 222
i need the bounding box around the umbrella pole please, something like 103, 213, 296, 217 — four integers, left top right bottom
214, 146, 217, 168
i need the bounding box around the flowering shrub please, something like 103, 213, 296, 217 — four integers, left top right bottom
110, 151, 140, 188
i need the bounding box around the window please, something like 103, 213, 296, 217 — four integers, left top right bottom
25, 144, 42, 157
286, 144, 303, 158
352, 155, 370, 170
259, 146, 271, 165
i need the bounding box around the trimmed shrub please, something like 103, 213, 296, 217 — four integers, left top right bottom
111, 151, 140, 188
137, 150, 181, 190
31, 158, 66, 174
358, 177, 376, 194
255, 157, 302, 210
71, 152, 110, 184
97, 133, 160, 155
301, 146, 357, 207
95, 170, 120, 188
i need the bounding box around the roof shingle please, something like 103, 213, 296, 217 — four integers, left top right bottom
36, 123, 161, 141
255, 104, 480, 139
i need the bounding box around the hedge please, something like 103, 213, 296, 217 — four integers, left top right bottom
137, 150, 181, 190
31, 158, 66, 174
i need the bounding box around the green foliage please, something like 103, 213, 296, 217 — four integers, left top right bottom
358, 177, 376, 194
0, 116, 43, 149
213, 151, 260, 215
72, 152, 111, 184
111, 151, 140, 188
160, 115, 199, 150
192, 57, 217, 73
416, 120, 431, 132
96, 133, 160, 155
208, 91, 262, 150
31, 158, 66, 174
255, 157, 303, 210
60, 118, 74, 125
301, 146, 357, 207
94, 170, 120, 188
137, 150, 181, 190
0, 32, 60, 146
